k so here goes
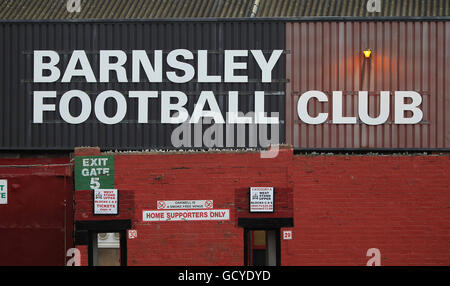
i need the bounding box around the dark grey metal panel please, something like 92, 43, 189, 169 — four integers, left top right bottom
0, 21, 286, 150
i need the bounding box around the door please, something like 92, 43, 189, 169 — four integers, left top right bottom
88, 229, 127, 266
75, 219, 131, 266
244, 229, 280, 266
92, 232, 121, 266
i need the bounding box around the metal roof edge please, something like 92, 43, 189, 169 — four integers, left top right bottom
1, 16, 449, 24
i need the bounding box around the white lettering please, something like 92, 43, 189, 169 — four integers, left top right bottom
358, 91, 390, 125
166, 49, 195, 83
297, 90, 328, 124
228, 91, 252, 124
33, 91, 56, 123
34, 51, 60, 82
394, 91, 423, 124
132, 50, 163, 82
100, 50, 128, 82
190, 91, 225, 124
251, 50, 283, 82
129, 91, 158, 123
161, 91, 189, 124
61, 50, 96, 82
94, 90, 127, 124
59, 90, 91, 124
332, 91, 357, 124
197, 50, 221, 82
255, 91, 278, 124
224, 50, 248, 82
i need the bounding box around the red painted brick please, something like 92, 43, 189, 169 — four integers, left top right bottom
74, 149, 450, 266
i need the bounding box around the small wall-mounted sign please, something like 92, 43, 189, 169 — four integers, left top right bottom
75, 155, 114, 191
157, 200, 213, 210
94, 189, 118, 215
0, 179, 7, 205
143, 209, 229, 222
250, 187, 274, 213
128, 230, 138, 240
283, 230, 293, 240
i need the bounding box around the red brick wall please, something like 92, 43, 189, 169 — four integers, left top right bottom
74, 149, 450, 266
75, 148, 292, 266
286, 155, 450, 266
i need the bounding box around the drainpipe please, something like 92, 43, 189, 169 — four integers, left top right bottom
250, 0, 261, 17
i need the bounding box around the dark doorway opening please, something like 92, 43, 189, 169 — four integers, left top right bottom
75, 219, 131, 266
244, 229, 280, 266
238, 217, 293, 266
90, 230, 126, 266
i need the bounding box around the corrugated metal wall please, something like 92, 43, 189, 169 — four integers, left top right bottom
286, 21, 450, 149
0, 21, 285, 150
2, 20, 449, 151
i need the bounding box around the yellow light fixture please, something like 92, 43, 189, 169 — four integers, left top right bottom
363, 49, 372, 59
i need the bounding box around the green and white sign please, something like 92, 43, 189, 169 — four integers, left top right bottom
0, 179, 7, 204
75, 156, 114, 190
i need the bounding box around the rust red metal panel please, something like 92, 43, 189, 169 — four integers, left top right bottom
0, 158, 73, 266
286, 21, 449, 149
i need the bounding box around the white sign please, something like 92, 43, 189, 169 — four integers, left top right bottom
250, 187, 274, 212
128, 230, 138, 240
94, 189, 118, 215
0, 179, 7, 205
157, 200, 213, 210
143, 209, 230, 222
283, 230, 292, 240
